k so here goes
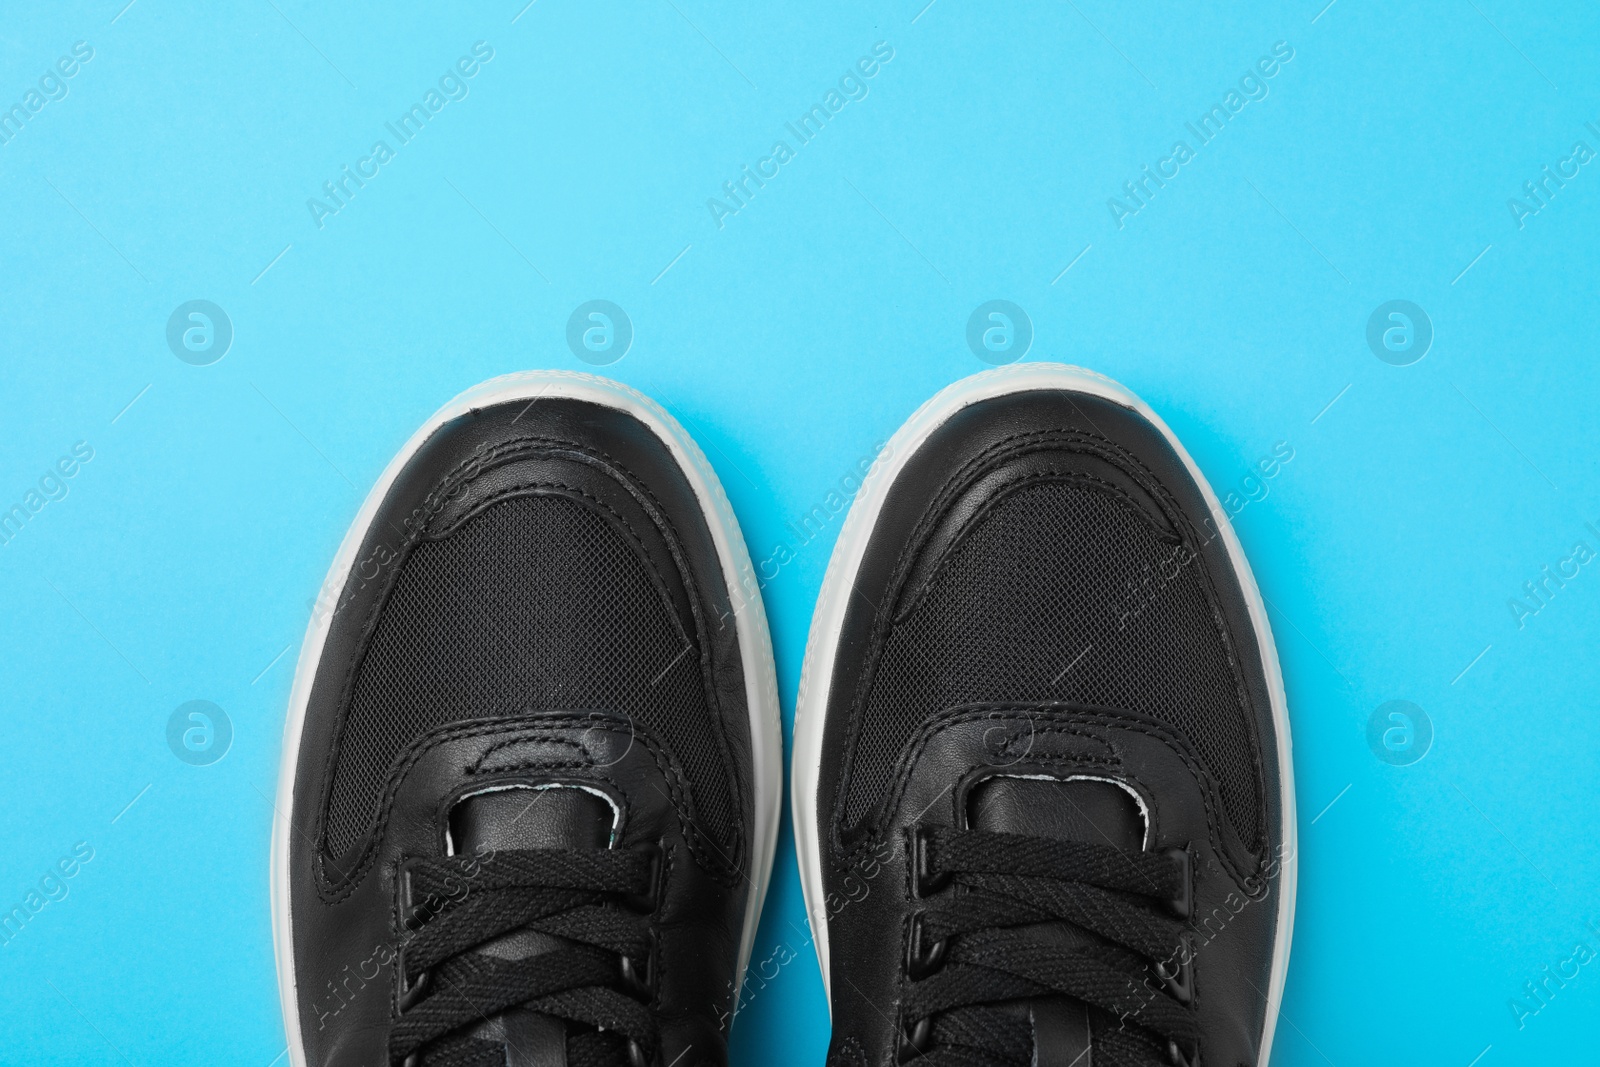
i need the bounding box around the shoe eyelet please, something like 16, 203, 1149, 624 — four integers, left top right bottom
626, 1038, 651, 1067
398, 860, 428, 933
1153, 935, 1194, 1006
402, 1053, 421, 1067
620, 930, 659, 999
396, 945, 431, 1013
1161, 846, 1193, 920
897, 1015, 933, 1063
1166, 1038, 1200, 1066
910, 827, 950, 898
626, 843, 665, 913
904, 913, 947, 981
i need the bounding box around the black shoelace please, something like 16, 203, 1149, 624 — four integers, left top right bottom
899, 825, 1199, 1067
389, 844, 663, 1067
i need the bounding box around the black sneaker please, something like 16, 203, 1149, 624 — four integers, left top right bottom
272, 372, 781, 1067
794, 364, 1295, 1067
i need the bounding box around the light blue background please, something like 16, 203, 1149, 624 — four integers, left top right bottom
2, 1, 1598, 1064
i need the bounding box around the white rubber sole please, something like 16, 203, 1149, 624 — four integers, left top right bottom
270, 371, 784, 1067
790, 362, 1297, 1061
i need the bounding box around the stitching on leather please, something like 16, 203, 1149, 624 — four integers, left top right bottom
314, 714, 737, 904
852, 703, 1264, 892
322, 714, 733, 899
470, 735, 588, 771
319, 715, 583, 904
828, 419, 1270, 863
462, 758, 588, 777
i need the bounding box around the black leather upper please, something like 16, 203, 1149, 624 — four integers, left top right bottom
285, 395, 758, 1067
813, 387, 1288, 1066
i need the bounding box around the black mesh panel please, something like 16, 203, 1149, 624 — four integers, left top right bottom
848, 480, 1261, 849
324, 494, 730, 859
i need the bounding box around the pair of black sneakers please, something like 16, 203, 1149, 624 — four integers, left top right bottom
272, 365, 1295, 1067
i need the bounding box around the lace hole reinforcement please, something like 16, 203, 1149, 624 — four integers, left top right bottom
396, 958, 431, 1013
910, 826, 951, 898
905, 913, 947, 981
897, 1015, 933, 1063
1166, 1038, 1200, 1066
620, 930, 659, 999
1153, 934, 1194, 1006
1161, 846, 1193, 920
626, 842, 665, 913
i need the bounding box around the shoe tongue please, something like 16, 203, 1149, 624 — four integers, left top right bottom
449, 785, 614, 854
443, 785, 617, 1067
967, 775, 1146, 850
967, 775, 1147, 1067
